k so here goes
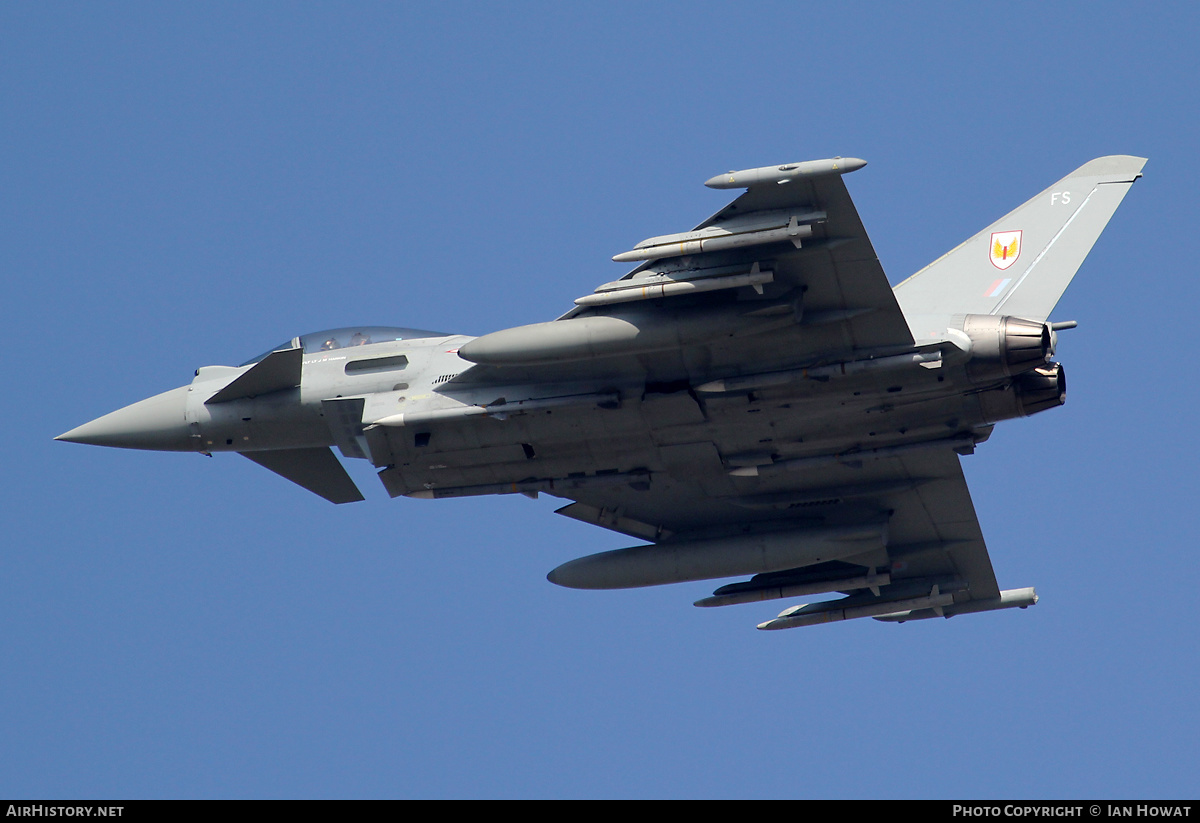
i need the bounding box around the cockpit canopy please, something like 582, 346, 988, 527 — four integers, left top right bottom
241, 326, 448, 366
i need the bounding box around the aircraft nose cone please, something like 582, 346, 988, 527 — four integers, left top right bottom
56, 385, 193, 451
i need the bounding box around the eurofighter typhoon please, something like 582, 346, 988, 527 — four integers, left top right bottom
58, 156, 1144, 630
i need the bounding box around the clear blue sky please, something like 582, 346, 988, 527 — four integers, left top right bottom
2, 1, 1197, 798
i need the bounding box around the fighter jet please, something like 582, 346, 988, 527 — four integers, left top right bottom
57, 155, 1145, 630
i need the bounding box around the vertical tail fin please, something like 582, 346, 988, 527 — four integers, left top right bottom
895, 156, 1145, 339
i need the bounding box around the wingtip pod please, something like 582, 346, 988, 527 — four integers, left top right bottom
704, 157, 866, 189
